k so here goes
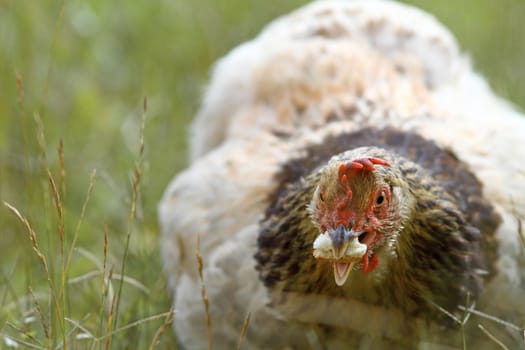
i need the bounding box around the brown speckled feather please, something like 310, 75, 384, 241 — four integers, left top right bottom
257, 128, 500, 324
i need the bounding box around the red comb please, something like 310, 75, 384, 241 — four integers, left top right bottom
338, 157, 390, 181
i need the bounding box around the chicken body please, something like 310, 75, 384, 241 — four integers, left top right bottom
159, 1, 525, 349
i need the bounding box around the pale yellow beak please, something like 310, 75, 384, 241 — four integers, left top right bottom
332, 261, 357, 286
312, 226, 367, 286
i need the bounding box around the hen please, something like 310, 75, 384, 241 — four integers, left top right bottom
159, 1, 525, 349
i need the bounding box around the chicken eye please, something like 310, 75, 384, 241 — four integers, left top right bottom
375, 192, 385, 206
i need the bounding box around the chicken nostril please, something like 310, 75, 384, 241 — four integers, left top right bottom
358, 232, 368, 243
348, 218, 355, 231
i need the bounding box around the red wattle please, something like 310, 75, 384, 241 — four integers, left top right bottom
362, 253, 379, 274
361, 233, 383, 274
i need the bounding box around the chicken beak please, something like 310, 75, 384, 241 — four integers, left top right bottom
333, 261, 356, 286
330, 227, 367, 285
329, 225, 367, 260
312, 225, 368, 286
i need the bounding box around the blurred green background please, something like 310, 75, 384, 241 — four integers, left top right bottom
1, 0, 524, 348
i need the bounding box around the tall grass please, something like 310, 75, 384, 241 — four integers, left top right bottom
2, 107, 174, 349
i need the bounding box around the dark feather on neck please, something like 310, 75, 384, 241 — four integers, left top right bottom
255, 128, 500, 325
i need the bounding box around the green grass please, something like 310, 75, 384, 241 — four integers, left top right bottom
0, 0, 524, 349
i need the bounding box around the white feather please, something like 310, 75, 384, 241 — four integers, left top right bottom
160, 1, 525, 348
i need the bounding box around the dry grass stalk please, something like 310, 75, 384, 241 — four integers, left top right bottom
46, 168, 63, 225
459, 293, 473, 350
103, 229, 116, 317
196, 235, 213, 350
477, 324, 510, 350
98, 311, 175, 341
106, 266, 115, 317
68, 270, 149, 294
46, 169, 66, 291
112, 166, 141, 321
457, 305, 522, 332
148, 307, 175, 350
4, 202, 49, 279
30, 6, 68, 344
4, 200, 65, 347
95, 224, 111, 347
113, 98, 146, 329
427, 299, 461, 325
236, 312, 251, 350
104, 284, 117, 350
44, 151, 69, 350
64, 317, 95, 341
34, 114, 70, 348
